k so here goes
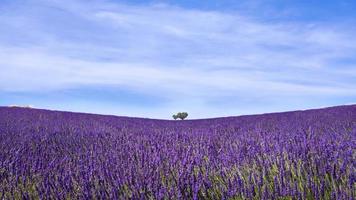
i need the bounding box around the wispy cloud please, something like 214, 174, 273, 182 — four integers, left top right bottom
0, 0, 355, 118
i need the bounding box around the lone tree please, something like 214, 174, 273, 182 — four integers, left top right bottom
172, 112, 188, 120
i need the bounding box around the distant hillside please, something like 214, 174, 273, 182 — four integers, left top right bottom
1, 104, 355, 122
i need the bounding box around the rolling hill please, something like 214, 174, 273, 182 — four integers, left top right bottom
0, 105, 355, 199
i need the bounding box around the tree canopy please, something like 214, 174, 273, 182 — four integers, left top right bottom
172, 112, 188, 120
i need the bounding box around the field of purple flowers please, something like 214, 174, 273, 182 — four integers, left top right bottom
0, 105, 355, 199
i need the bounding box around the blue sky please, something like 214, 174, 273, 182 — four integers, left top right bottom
0, 0, 355, 119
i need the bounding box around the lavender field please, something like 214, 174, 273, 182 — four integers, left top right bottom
0, 105, 355, 199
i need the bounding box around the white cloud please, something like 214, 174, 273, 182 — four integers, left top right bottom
0, 0, 355, 118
